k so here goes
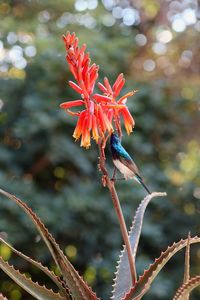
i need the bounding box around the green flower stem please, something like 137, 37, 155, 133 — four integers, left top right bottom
98, 141, 137, 286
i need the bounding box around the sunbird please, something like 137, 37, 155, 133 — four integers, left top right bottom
110, 133, 151, 194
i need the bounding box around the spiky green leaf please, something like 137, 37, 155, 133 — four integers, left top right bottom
0, 188, 99, 300
0, 255, 66, 300
0, 236, 67, 297
112, 192, 166, 300
122, 236, 200, 300
173, 276, 200, 300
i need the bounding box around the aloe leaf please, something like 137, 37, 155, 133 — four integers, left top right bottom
0, 236, 67, 296
122, 236, 200, 300
182, 233, 191, 300
173, 276, 200, 300
0, 293, 8, 300
0, 255, 66, 300
112, 192, 166, 300
0, 189, 99, 300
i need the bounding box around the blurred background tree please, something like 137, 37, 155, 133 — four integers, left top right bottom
0, 0, 200, 299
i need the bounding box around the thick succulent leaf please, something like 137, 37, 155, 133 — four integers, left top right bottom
0, 255, 66, 300
0, 236, 67, 296
0, 293, 8, 300
0, 189, 99, 300
173, 276, 200, 300
122, 236, 200, 300
112, 192, 166, 300
184, 234, 191, 283
182, 233, 191, 300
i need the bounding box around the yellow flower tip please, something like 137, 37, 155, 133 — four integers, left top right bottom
92, 135, 99, 143
80, 142, 91, 149
125, 126, 134, 135
73, 132, 81, 140
80, 131, 91, 149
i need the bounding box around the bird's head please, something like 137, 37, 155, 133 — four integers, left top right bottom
110, 133, 120, 145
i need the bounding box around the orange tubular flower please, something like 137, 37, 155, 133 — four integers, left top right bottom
59, 32, 135, 148
60, 32, 115, 148
95, 73, 137, 135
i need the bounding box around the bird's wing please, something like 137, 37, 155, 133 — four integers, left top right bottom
119, 156, 141, 177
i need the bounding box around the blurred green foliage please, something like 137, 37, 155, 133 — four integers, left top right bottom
0, 0, 200, 299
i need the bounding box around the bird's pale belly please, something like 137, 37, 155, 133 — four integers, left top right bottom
113, 159, 134, 180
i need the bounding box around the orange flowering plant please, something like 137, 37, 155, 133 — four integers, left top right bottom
60, 32, 136, 148
0, 32, 200, 300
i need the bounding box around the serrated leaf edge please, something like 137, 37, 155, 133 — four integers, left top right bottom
0, 236, 67, 297
173, 276, 200, 300
0, 189, 99, 300
111, 192, 166, 300
0, 255, 66, 300
122, 236, 200, 300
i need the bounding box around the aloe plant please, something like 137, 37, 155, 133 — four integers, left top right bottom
0, 32, 199, 299
0, 189, 199, 299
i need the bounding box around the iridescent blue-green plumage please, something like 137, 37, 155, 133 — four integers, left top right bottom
110, 133, 151, 194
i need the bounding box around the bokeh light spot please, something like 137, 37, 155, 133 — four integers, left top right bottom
102, 14, 115, 26
181, 50, 193, 60
143, 59, 156, 72
84, 266, 96, 284
102, 0, 115, 10
10, 289, 22, 300
112, 6, 123, 19
182, 8, 196, 25
181, 87, 195, 100
122, 8, 140, 26
135, 34, 147, 46
184, 203, 195, 215
38, 10, 50, 23
8, 46, 23, 63
0, 244, 12, 261
172, 16, 186, 32
24, 45, 37, 57
0, 3, 10, 14
65, 245, 77, 260
14, 57, 27, 70
156, 29, 173, 43
18, 33, 33, 44
87, 0, 98, 10
8, 68, 26, 79
143, 0, 160, 18
54, 166, 65, 179
0, 48, 6, 61
99, 267, 111, 281
152, 42, 167, 55
166, 169, 184, 186
75, 0, 88, 11
7, 32, 18, 44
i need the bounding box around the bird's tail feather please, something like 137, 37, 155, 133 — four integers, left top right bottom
135, 174, 151, 194
140, 180, 151, 194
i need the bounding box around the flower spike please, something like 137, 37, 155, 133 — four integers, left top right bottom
60, 32, 136, 147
